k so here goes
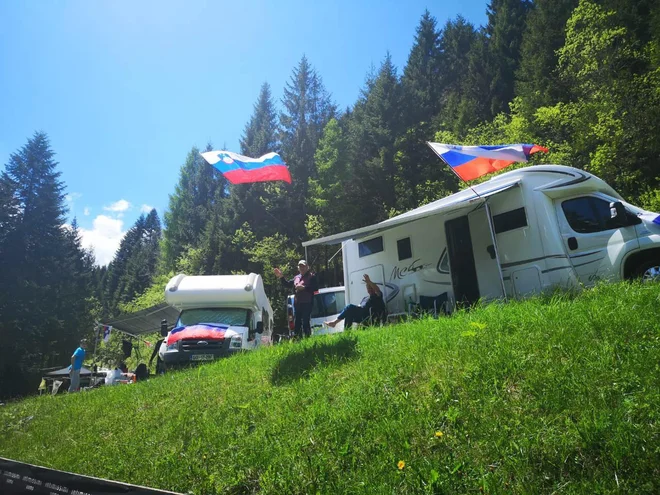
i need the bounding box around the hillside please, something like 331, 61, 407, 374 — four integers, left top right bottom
1, 282, 658, 494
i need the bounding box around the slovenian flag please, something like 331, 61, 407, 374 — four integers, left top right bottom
427, 143, 549, 182
200, 150, 292, 184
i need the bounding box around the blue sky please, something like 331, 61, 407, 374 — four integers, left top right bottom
0, 0, 488, 265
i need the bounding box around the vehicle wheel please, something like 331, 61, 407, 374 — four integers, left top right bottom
635, 260, 660, 282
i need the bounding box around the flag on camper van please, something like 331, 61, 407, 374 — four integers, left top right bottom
166, 323, 229, 346
200, 150, 292, 184
427, 143, 549, 182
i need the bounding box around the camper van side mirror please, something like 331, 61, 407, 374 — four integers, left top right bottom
609, 201, 637, 227
610, 201, 626, 220
160, 319, 169, 337
256, 321, 264, 334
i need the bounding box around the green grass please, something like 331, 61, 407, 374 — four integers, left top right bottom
1, 282, 659, 494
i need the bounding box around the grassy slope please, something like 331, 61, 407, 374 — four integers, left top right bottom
1, 283, 658, 494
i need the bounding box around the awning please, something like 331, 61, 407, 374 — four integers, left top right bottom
46, 366, 93, 377
104, 303, 180, 337
303, 179, 520, 247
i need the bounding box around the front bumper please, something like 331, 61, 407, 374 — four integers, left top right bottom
161, 338, 239, 365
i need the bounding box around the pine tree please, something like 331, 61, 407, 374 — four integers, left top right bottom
401, 10, 442, 126
103, 209, 163, 312
279, 56, 336, 241
240, 82, 279, 157
230, 82, 282, 240
308, 118, 352, 234
0, 132, 94, 398
452, 30, 495, 135
52, 218, 96, 366
436, 16, 479, 130
161, 146, 227, 271
0, 173, 18, 263
104, 215, 145, 312
395, 13, 470, 211
485, 0, 532, 116
348, 53, 401, 219
516, 0, 579, 110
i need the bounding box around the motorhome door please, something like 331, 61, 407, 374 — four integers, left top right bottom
556, 195, 640, 285
445, 215, 480, 306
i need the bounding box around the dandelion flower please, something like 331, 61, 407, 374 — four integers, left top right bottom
398, 460, 406, 470
435, 431, 444, 438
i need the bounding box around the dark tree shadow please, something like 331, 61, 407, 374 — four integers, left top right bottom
271, 334, 359, 385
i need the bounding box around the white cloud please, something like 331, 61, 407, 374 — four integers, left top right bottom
141, 204, 155, 213
78, 215, 126, 266
65, 192, 82, 203
83, 206, 91, 216
104, 199, 131, 213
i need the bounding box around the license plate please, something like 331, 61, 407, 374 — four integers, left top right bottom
191, 354, 215, 361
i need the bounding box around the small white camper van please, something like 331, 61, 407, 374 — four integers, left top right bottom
304, 165, 660, 315
159, 273, 273, 366
284, 286, 346, 338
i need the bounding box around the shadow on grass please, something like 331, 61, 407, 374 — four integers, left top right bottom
271, 334, 359, 385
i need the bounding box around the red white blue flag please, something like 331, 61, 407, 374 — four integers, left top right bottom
427, 143, 549, 182
200, 150, 291, 184
166, 323, 229, 346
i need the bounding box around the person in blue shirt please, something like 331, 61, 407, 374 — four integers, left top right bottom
68, 339, 87, 392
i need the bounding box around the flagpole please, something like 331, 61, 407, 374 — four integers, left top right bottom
484, 201, 508, 302
426, 142, 507, 302
92, 321, 100, 371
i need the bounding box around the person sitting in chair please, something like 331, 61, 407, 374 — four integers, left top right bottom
325, 274, 387, 329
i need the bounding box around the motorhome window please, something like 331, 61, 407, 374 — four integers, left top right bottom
562, 198, 600, 233
561, 197, 621, 233
493, 207, 527, 234
177, 308, 250, 328
397, 237, 412, 261
437, 249, 450, 274
358, 237, 383, 257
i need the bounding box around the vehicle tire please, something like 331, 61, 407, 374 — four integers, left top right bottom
634, 259, 660, 282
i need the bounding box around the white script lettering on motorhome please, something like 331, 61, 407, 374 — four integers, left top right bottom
390, 259, 432, 280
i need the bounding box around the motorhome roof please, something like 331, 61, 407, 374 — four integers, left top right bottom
302, 165, 598, 248
317, 286, 345, 294
169, 274, 257, 291
165, 273, 267, 311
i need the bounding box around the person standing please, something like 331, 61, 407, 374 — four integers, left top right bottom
68, 339, 87, 392
274, 260, 318, 338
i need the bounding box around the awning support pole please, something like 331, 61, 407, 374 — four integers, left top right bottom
327, 244, 343, 263
91, 322, 100, 369
485, 200, 508, 302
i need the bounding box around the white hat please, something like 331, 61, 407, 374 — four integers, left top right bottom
298, 259, 308, 266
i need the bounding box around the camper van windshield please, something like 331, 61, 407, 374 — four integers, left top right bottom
177, 308, 250, 328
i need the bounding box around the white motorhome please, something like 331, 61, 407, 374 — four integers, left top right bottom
304, 165, 660, 315
159, 273, 273, 366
